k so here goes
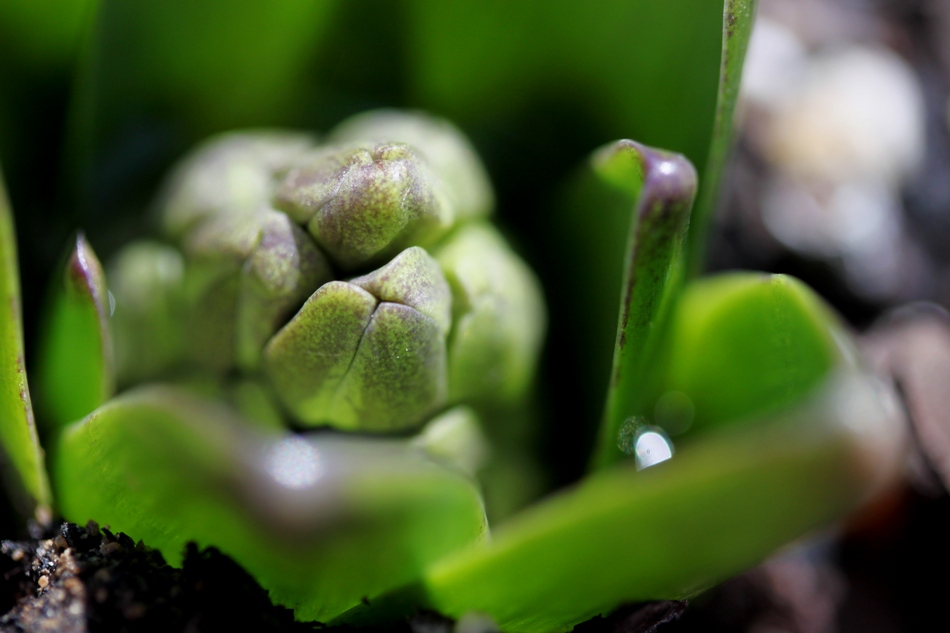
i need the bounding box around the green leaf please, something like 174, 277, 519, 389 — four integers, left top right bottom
0, 170, 52, 518
37, 232, 114, 432
687, 0, 759, 274
0, 0, 96, 71
55, 385, 487, 622
585, 141, 697, 470
406, 0, 723, 169
594, 268, 849, 468
424, 371, 905, 633
657, 273, 850, 438
76, 0, 340, 137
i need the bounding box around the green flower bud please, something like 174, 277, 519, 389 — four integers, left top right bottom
329, 109, 494, 221
273, 142, 453, 270
434, 223, 545, 405
264, 247, 451, 431
160, 131, 315, 239
413, 405, 490, 478
237, 210, 333, 369
178, 209, 332, 372
108, 241, 185, 385
133, 111, 545, 432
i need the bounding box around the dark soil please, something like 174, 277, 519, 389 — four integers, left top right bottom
0, 520, 691, 633
0, 521, 311, 633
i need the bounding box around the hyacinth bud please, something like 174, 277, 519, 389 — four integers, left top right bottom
264, 246, 451, 431
329, 109, 494, 222
273, 142, 453, 271
108, 241, 186, 385
178, 208, 332, 372
236, 211, 333, 368
160, 131, 315, 239
434, 223, 546, 404
111, 109, 546, 433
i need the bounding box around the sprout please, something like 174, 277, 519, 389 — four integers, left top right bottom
0, 63, 908, 632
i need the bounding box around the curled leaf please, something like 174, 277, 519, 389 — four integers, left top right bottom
588, 141, 697, 469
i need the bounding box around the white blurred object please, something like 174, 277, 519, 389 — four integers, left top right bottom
763, 179, 899, 255
744, 36, 928, 302
767, 46, 926, 186
762, 176, 912, 299
742, 16, 809, 108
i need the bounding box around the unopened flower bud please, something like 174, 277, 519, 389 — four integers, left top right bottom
434, 223, 545, 404
160, 131, 315, 239
108, 241, 185, 385
265, 247, 451, 431
179, 209, 331, 372
273, 143, 453, 270
330, 109, 494, 221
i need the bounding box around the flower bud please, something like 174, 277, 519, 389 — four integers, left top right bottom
329, 109, 494, 221
108, 241, 186, 385
179, 209, 331, 372
434, 223, 545, 404
264, 247, 451, 431
236, 210, 332, 369
273, 143, 453, 270
160, 131, 315, 239
413, 406, 489, 477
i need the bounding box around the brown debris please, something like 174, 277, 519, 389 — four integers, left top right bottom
863, 305, 950, 493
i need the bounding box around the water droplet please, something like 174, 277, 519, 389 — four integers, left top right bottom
107, 290, 116, 317
634, 426, 674, 470
264, 436, 323, 490
654, 391, 695, 435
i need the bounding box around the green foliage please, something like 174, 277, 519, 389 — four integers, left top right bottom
0, 174, 51, 515
0, 2, 911, 632
585, 141, 697, 470
37, 234, 114, 432
424, 373, 897, 633
56, 386, 488, 622
658, 274, 848, 436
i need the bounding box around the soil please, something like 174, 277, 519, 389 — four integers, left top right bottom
0, 522, 310, 633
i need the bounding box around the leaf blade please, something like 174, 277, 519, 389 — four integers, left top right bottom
686, 0, 759, 274
55, 385, 488, 622
589, 141, 697, 470
0, 169, 53, 517
37, 232, 114, 432
424, 371, 904, 633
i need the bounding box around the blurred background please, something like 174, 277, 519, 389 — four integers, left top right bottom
2, 0, 950, 631
711, 0, 950, 325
